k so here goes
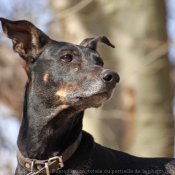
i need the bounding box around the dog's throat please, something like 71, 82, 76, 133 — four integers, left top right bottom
17, 106, 84, 160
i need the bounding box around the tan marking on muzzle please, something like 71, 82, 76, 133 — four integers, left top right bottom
55, 89, 67, 97
55, 88, 68, 103
55, 84, 78, 104
43, 73, 49, 83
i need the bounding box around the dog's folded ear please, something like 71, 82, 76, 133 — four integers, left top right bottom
80, 36, 115, 51
0, 18, 50, 61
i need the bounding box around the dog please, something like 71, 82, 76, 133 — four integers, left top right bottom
0, 18, 175, 175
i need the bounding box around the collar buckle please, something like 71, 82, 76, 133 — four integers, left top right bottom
27, 160, 35, 175
44, 163, 50, 175
48, 156, 64, 170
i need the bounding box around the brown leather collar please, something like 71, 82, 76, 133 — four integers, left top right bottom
17, 133, 82, 175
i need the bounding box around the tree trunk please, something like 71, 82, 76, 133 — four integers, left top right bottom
128, 0, 174, 157
49, 0, 174, 157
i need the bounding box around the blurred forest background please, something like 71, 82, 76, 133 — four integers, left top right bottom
0, 0, 175, 174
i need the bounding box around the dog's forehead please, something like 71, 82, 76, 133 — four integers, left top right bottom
50, 41, 99, 57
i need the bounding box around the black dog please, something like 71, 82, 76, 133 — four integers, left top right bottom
1, 18, 175, 175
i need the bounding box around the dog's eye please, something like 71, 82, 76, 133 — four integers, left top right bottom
60, 54, 73, 62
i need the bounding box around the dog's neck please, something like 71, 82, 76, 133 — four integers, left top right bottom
17, 83, 84, 160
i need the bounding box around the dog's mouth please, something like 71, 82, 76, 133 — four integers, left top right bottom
76, 92, 107, 100
66, 91, 112, 108
78, 92, 108, 107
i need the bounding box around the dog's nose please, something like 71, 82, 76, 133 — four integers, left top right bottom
101, 69, 120, 87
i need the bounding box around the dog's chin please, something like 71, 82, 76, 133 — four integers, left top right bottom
66, 91, 112, 109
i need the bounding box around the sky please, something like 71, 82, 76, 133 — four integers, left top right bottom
0, 0, 53, 39
0, 0, 54, 173
166, 0, 175, 65
0, 103, 19, 174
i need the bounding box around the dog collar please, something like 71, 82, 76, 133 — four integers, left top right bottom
17, 133, 82, 175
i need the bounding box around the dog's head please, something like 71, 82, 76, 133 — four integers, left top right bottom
0, 18, 119, 111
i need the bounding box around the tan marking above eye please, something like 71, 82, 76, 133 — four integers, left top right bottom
73, 50, 78, 55
74, 68, 78, 72
43, 73, 49, 83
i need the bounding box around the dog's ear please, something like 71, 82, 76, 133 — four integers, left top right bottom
80, 36, 115, 51
0, 18, 50, 61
